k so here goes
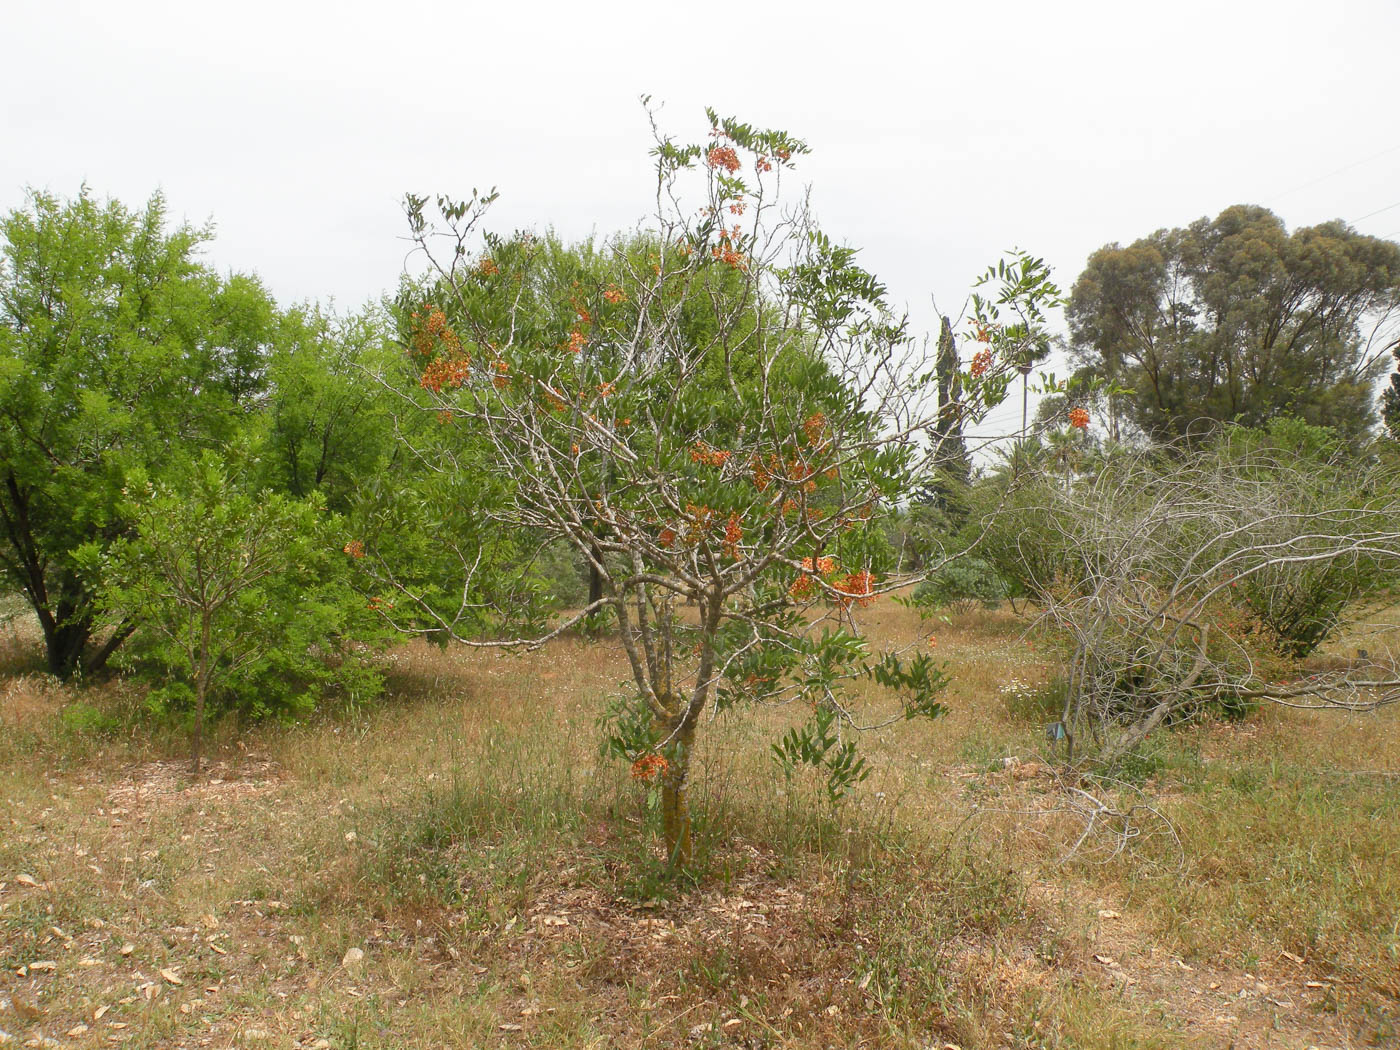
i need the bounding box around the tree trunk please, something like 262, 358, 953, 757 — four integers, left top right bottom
192, 681, 205, 776
41, 616, 91, 680
660, 761, 692, 868
587, 560, 603, 630
85, 622, 136, 676
193, 612, 211, 775
660, 725, 695, 868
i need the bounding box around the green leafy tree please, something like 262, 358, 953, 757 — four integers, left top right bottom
1067, 205, 1400, 445
93, 452, 385, 772
0, 189, 277, 677
388, 109, 1035, 867
258, 304, 398, 510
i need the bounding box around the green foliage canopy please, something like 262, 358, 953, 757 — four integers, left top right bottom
0, 189, 280, 677
1067, 205, 1400, 445
92, 451, 387, 769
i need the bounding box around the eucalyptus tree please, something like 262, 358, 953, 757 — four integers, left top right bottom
1067, 205, 1400, 445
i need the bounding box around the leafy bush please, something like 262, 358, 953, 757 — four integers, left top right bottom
967, 474, 1080, 608
1216, 419, 1394, 657
528, 541, 591, 609
90, 451, 390, 769
913, 556, 1008, 613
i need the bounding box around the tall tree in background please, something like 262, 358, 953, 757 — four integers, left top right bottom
259, 304, 397, 510
0, 189, 279, 677
925, 315, 971, 516
1067, 205, 1400, 445
1383, 345, 1400, 442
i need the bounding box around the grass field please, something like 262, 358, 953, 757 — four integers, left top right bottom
1, 597, 1396, 1049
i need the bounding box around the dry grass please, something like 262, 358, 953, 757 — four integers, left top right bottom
0, 600, 1396, 1049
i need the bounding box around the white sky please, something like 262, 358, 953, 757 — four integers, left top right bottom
5, 0, 1399, 439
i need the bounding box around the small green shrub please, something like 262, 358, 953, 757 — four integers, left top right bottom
58, 700, 121, 737
90, 451, 391, 767
913, 556, 1009, 613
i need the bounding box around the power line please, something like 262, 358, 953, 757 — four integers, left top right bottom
1268, 142, 1400, 202
1351, 200, 1400, 223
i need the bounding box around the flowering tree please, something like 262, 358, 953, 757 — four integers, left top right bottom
377, 108, 1040, 865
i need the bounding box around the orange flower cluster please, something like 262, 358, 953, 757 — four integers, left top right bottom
367, 596, 395, 611
603, 286, 625, 304
492, 360, 510, 389
723, 513, 743, 561
790, 555, 836, 598
975, 325, 993, 344
420, 356, 471, 393
789, 557, 836, 600
691, 441, 731, 467
566, 330, 587, 355
477, 257, 499, 277
710, 225, 749, 271
713, 245, 747, 269
409, 305, 463, 359
658, 527, 677, 549
728, 199, 747, 216
683, 503, 717, 543
706, 145, 741, 173
1069, 407, 1090, 430
630, 754, 670, 781
436, 410, 454, 426
834, 570, 877, 609
751, 463, 770, 492
596, 381, 616, 399
545, 389, 568, 413
803, 412, 826, 446
788, 457, 818, 494
756, 156, 773, 173
750, 454, 779, 492
970, 348, 993, 378
789, 556, 856, 602
343, 540, 365, 559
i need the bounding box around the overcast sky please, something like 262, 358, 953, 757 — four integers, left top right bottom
5, 0, 1399, 437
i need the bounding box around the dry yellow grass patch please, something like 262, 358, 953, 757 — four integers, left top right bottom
0, 601, 1395, 1049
